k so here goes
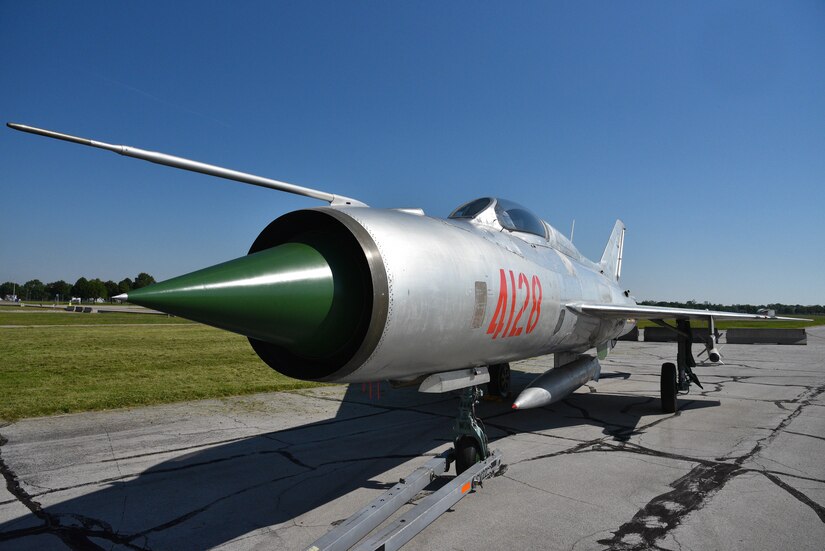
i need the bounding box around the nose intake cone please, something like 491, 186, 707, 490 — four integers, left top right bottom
125, 242, 343, 357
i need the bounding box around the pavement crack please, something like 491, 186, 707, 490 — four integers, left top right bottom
0, 434, 149, 549
733, 383, 825, 466
30, 446, 299, 499
561, 399, 636, 441
300, 392, 456, 420
516, 440, 600, 465
597, 462, 742, 550
752, 469, 825, 484
275, 449, 314, 470
597, 381, 825, 549
760, 472, 825, 523
596, 441, 714, 467
619, 397, 655, 416
106, 429, 123, 478
132, 468, 311, 539
98, 434, 250, 463
317, 453, 438, 468
483, 419, 590, 444
784, 429, 825, 443
502, 473, 598, 507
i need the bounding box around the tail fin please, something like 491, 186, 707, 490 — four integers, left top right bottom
599, 220, 625, 282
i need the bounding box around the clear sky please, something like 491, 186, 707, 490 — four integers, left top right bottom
1, 1, 823, 304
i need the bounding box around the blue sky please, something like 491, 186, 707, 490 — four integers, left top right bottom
1, 1, 823, 304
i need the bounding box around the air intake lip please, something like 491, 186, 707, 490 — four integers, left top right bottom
248, 208, 388, 381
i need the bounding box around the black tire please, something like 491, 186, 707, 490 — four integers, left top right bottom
455, 436, 481, 475
660, 362, 677, 413
488, 363, 511, 398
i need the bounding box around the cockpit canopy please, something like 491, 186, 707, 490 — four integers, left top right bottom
449, 197, 546, 237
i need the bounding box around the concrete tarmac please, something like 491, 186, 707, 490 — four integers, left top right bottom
1, 328, 823, 550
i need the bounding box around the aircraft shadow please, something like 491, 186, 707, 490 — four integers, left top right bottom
491, 370, 721, 443
0, 370, 720, 549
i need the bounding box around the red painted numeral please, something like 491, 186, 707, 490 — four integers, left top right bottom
508, 273, 530, 337
488, 269, 542, 340
526, 275, 542, 334
486, 269, 508, 339
501, 270, 518, 337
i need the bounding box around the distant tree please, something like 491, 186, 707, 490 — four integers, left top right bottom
134, 272, 156, 289
0, 281, 19, 296
46, 280, 72, 301
104, 280, 119, 298
640, 300, 825, 315
23, 279, 47, 301
88, 278, 108, 300
72, 277, 92, 299
118, 278, 134, 294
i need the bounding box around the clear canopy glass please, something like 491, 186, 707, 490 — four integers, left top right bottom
449, 197, 546, 237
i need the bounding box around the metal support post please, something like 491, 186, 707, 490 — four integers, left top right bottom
676, 319, 702, 391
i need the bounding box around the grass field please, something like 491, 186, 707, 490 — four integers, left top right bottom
0, 309, 191, 326
2, 307, 822, 422
0, 308, 325, 421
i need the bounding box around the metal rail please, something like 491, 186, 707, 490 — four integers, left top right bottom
305, 449, 503, 551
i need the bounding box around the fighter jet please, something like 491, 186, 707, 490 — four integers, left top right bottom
7, 122, 802, 473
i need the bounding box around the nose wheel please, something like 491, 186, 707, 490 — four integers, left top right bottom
455, 435, 483, 474
453, 386, 489, 474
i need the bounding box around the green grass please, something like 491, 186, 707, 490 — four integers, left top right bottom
3, 307, 821, 422
635, 315, 825, 330
0, 313, 326, 421
0, 308, 192, 326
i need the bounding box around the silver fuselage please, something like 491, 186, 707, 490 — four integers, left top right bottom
332, 206, 634, 383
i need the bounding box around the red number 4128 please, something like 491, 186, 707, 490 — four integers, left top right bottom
486, 269, 542, 339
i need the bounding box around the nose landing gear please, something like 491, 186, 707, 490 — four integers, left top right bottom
453, 386, 489, 474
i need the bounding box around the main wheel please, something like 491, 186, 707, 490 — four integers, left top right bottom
455, 436, 482, 475
488, 363, 511, 398
660, 362, 677, 413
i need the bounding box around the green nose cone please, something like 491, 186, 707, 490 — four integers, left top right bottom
124, 242, 348, 358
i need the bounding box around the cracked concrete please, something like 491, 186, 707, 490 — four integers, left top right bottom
1, 327, 824, 550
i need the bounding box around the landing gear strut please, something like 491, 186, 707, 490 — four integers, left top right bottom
659, 319, 704, 413
487, 363, 511, 398
453, 386, 489, 474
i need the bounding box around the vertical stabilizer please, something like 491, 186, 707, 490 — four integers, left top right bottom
599, 220, 625, 282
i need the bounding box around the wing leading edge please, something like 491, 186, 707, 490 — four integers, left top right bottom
567, 303, 808, 322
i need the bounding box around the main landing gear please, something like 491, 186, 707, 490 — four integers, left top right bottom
487, 362, 511, 398
659, 319, 704, 413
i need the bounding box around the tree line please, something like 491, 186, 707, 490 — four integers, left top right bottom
1, 273, 156, 302
639, 300, 825, 316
